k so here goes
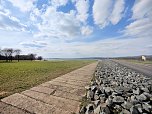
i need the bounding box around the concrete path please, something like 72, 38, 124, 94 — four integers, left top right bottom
0, 62, 97, 114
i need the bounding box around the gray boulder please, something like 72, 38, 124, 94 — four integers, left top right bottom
113, 96, 124, 104
130, 106, 139, 114
121, 101, 132, 110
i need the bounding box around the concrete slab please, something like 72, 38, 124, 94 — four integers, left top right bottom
1, 106, 30, 114
40, 82, 59, 89
52, 80, 87, 87
1, 93, 55, 114
0, 102, 8, 111
30, 86, 55, 95
21, 90, 80, 113
41, 84, 85, 96
55, 77, 90, 83
47, 81, 84, 89
53, 90, 82, 101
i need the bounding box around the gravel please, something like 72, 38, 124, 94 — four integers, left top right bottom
79, 60, 152, 114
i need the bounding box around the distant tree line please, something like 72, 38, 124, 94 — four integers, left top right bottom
0, 48, 43, 62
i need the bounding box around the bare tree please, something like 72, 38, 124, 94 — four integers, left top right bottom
2, 48, 14, 62
37, 56, 43, 60
1, 48, 43, 62
7, 48, 14, 62
29, 53, 36, 61
2, 48, 9, 62
14, 49, 21, 62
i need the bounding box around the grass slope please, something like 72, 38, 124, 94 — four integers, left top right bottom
0, 60, 94, 98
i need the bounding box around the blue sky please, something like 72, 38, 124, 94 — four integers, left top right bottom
0, 0, 152, 58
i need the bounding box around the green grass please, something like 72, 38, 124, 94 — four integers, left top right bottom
0, 60, 95, 99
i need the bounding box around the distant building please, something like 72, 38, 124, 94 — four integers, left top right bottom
141, 56, 146, 61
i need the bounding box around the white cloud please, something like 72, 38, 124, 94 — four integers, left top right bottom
7, 0, 36, 12
124, 0, 152, 38
81, 26, 93, 36
124, 18, 152, 37
0, 0, 2, 9
1, 0, 93, 39
30, 8, 41, 22
51, 0, 69, 8
75, 0, 89, 23
18, 36, 152, 58
110, 0, 125, 25
132, 0, 152, 19
0, 10, 27, 31
93, 0, 112, 28
20, 40, 47, 48
93, 0, 125, 28
34, 0, 92, 39
34, 7, 82, 39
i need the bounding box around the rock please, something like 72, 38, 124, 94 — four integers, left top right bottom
101, 106, 111, 114
124, 87, 132, 93
103, 80, 109, 84
99, 94, 106, 98
121, 101, 132, 110
149, 84, 152, 92
79, 106, 87, 114
137, 107, 142, 113
131, 95, 139, 105
143, 92, 151, 100
141, 87, 149, 93
137, 94, 147, 102
95, 89, 102, 95
133, 88, 140, 95
98, 97, 105, 105
126, 93, 132, 97
142, 103, 152, 113
94, 100, 100, 107
112, 92, 118, 96
85, 104, 94, 114
113, 96, 124, 104
105, 96, 113, 106
114, 105, 122, 112
91, 86, 97, 92
94, 94, 100, 100
134, 104, 142, 113
130, 106, 139, 114
87, 90, 94, 100
85, 86, 91, 90
94, 105, 101, 114
104, 87, 112, 96
150, 97, 152, 102
114, 87, 123, 96
120, 109, 130, 114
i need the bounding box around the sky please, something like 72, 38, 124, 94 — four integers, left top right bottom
0, 0, 152, 58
